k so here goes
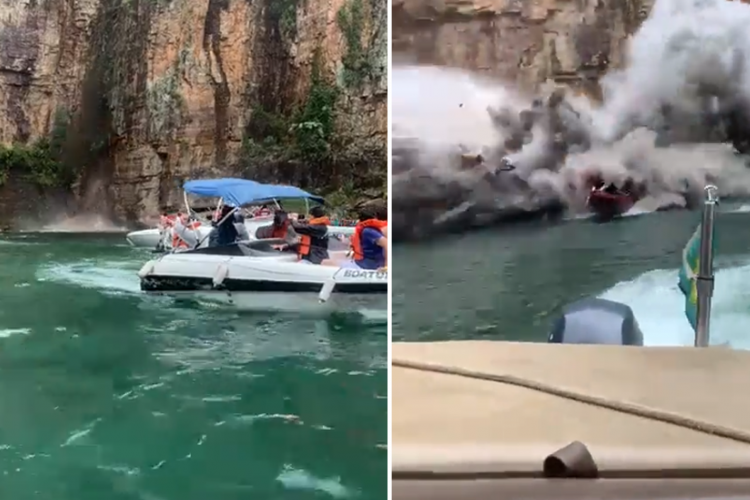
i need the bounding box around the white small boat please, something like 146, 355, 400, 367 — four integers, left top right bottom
126, 216, 272, 249
137, 240, 387, 315
126, 178, 355, 250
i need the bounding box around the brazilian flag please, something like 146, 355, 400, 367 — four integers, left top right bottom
678, 223, 708, 331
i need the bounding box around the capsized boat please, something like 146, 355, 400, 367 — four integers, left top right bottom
125, 178, 355, 250
137, 239, 387, 314
392, 297, 750, 498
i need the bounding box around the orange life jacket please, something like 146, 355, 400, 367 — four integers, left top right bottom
171, 215, 200, 249
350, 219, 388, 261
271, 223, 289, 239
298, 216, 331, 258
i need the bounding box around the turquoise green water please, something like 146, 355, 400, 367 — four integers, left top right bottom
0, 233, 386, 499
393, 206, 750, 348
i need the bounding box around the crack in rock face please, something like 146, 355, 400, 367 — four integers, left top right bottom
392, 0, 750, 241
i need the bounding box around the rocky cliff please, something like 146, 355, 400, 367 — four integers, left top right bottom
0, 0, 387, 227
393, 0, 652, 96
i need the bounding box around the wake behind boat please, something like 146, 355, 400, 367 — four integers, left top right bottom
137, 240, 387, 314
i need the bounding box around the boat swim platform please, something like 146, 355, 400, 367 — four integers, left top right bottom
392, 341, 750, 498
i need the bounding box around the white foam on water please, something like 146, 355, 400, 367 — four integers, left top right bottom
356, 309, 388, 323
0, 239, 42, 246
599, 263, 750, 349
276, 465, 351, 498
154, 320, 336, 372
36, 260, 141, 295
0, 328, 31, 338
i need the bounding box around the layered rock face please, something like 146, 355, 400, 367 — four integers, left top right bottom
393, 0, 651, 95
0, 0, 387, 226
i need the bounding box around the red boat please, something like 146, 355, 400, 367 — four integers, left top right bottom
585, 178, 643, 220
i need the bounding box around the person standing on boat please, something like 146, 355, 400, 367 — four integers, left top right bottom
291, 205, 331, 265
347, 204, 388, 270
209, 205, 240, 247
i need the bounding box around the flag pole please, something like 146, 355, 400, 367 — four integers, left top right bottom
694, 184, 718, 347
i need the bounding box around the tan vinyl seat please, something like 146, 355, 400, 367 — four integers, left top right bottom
392, 341, 750, 499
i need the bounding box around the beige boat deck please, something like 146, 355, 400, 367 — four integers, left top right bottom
393, 341, 750, 474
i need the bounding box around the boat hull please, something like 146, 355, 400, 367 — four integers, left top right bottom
125, 228, 165, 248
137, 247, 386, 316
152, 290, 387, 317
586, 190, 636, 220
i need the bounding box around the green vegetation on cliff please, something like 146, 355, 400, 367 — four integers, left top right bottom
337, 0, 375, 88
0, 108, 75, 188
146, 63, 187, 141
242, 49, 338, 167
268, 0, 299, 38
240, 0, 386, 210
291, 60, 339, 162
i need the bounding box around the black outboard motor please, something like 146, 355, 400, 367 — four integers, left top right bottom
548, 298, 644, 346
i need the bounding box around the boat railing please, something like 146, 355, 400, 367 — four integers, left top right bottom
693, 185, 718, 347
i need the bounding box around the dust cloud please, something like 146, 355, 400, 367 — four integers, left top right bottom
392, 0, 750, 239
21, 215, 126, 233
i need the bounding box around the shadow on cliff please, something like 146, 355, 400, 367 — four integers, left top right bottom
58, 0, 153, 226
240, 0, 387, 201
1, 0, 387, 230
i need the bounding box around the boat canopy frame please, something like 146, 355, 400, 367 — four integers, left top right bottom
180, 178, 325, 224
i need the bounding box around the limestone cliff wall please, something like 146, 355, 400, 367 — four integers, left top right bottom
0, 0, 387, 226
392, 0, 653, 97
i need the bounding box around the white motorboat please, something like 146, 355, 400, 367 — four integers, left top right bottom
126, 214, 355, 251
125, 178, 356, 250
137, 239, 387, 315
126, 215, 274, 250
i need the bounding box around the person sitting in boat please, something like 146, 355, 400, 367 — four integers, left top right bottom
159, 212, 176, 228
604, 183, 620, 195
256, 204, 272, 217
589, 177, 621, 195
290, 205, 331, 265
208, 205, 240, 247
171, 212, 201, 249
233, 210, 250, 241
255, 210, 298, 248
345, 204, 388, 270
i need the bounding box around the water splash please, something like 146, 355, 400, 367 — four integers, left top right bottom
600, 260, 750, 349
23, 214, 126, 233
36, 259, 141, 295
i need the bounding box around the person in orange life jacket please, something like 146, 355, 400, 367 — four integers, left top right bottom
346, 204, 387, 270
171, 212, 202, 249
289, 205, 331, 265
254, 210, 299, 248
159, 212, 173, 228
